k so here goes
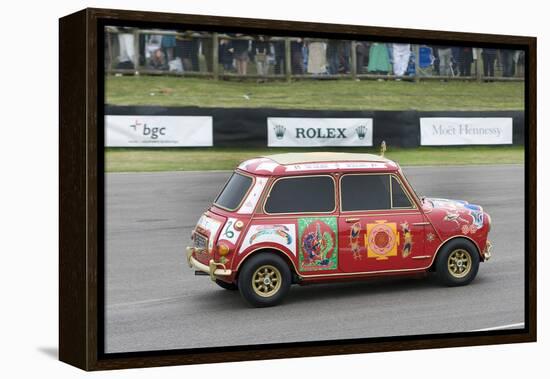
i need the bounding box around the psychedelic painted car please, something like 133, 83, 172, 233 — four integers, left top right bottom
186, 152, 492, 307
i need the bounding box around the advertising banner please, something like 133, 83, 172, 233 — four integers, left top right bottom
420, 117, 513, 145
267, 117, 373, 147
105, 115, 213, 147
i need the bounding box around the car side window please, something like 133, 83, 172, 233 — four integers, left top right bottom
341, 174, 391, 211
391, 176, 413, 208
264, 176, 335, 214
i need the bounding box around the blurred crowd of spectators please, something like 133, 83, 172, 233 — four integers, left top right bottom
107, 28, 525, 80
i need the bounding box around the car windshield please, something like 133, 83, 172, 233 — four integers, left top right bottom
214, 172, 253, 210
399, 168, 421, 202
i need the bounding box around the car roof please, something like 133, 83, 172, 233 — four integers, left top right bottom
264, 152, 391, 164
237, 152, 400, 176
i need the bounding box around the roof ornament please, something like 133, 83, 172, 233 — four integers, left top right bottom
380, 140, 387, 157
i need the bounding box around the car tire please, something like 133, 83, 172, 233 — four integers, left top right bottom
435, 238, 480, 286
238, 253, 291, 307
215, 279, 238, 290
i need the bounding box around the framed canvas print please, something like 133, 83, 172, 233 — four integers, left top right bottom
59, 8, 536, 371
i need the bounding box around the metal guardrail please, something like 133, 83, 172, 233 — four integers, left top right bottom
104, 27, 525, 83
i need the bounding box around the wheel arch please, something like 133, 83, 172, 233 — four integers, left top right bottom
235, 247, 299, 282
430, 235, 482, 270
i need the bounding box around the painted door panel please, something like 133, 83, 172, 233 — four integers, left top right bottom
296, 216, 340, 274
238, 215, 341, 276
338, 211, 427, 273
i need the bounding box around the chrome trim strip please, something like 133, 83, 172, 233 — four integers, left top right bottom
299, 266, 427, 279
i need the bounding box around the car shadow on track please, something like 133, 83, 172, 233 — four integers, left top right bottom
283, 275, 436, 305
182, 273, 491, 311
285, 273, 491, 306
286, 274, 490, 306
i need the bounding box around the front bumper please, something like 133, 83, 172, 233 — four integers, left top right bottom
186, 247, 232, 281
483, 240, 493, 261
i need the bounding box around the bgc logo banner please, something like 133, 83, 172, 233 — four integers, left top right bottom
105, 115, 213, 147
267, 117, 373, 147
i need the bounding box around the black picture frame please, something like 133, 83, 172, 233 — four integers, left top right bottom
59, 7, 536, 371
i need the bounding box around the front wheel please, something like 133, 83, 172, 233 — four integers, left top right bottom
435, 239, 480, 286
238, 253, 291, 307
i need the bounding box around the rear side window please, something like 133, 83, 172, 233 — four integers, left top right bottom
341, 174, 390, 211
214, 172, 253, 210
265, 176, 335, 214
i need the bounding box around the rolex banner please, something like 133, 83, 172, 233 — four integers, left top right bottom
105, 115, 213, 147
420, 117, 513, 145
267, 117, 373, 147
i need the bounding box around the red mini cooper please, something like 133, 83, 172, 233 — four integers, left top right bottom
186, 152, 492, 307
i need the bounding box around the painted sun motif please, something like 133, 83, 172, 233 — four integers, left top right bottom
426, 232, 435, 242
366, 221, 398, 260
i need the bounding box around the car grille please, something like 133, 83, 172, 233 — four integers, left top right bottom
193, 233, 208, 252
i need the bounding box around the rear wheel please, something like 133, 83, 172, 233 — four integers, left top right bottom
238, 253, 291, 307
215, 279, 237, 290
435, 239, 480, 286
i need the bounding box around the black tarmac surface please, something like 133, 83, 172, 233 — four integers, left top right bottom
105, 165, 525, 353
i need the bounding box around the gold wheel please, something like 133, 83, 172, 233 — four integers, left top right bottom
252, 265, 282, 298
447, 249, 472, 279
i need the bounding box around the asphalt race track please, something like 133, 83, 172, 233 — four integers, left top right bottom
105, 165, 525, 353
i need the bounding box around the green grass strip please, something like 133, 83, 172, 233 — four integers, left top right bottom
105, 146, 524, 172
106, 76, 524, 111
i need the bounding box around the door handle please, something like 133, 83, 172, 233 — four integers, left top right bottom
411, 222, 430, 226
345, 218, 360, 223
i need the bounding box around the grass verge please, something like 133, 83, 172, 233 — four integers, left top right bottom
106, 76, 524, 111
105, 146, 524, 173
